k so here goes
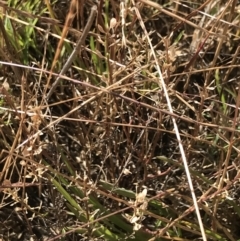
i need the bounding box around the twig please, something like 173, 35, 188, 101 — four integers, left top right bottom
47, 0, 77, 82
46, 5, 97, 100
133, 1, 207, 241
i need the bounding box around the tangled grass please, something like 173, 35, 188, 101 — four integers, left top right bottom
0, 0, 240, 240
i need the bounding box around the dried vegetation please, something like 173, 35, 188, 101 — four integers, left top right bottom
0, 0, 240, 240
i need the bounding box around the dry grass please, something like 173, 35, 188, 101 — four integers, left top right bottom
0, 0, 240, 240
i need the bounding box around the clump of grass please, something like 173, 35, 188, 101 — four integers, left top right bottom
0, 0, 240, 240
